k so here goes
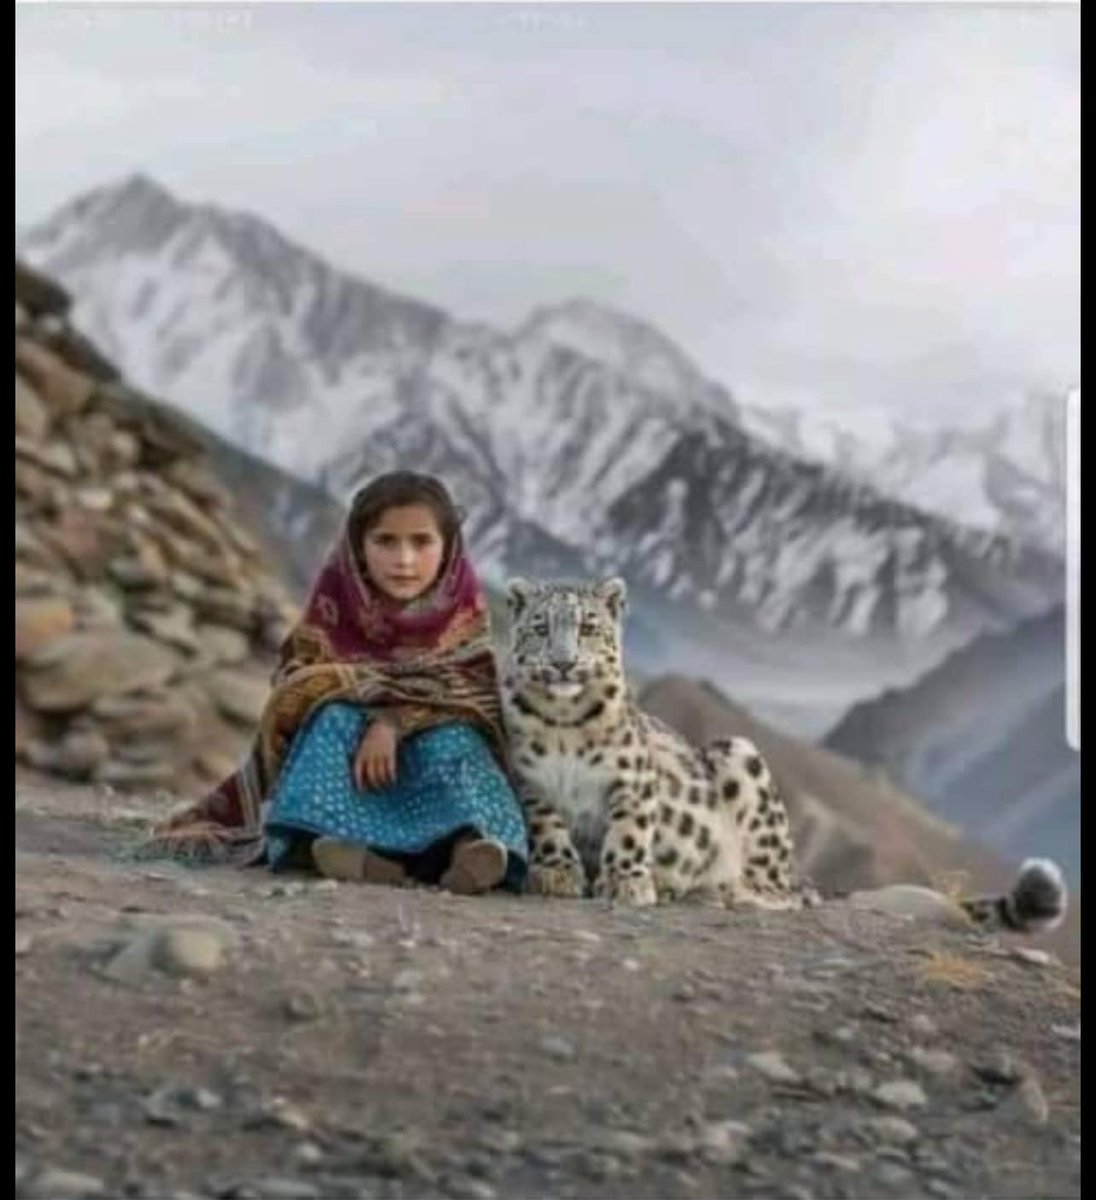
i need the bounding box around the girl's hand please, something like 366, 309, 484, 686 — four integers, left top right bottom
354, 719, 399, 791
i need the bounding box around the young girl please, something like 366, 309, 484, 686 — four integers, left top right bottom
145, 472, 528, 895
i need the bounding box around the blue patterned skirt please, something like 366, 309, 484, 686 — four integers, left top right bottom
263, 702, 528, 889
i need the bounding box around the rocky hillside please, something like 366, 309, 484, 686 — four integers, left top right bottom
20, 175, 1062, 656
824, 608, 1080, 883
15, 259, 306, 795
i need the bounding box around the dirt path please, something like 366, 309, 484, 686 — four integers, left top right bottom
15, 781, 1081, 1200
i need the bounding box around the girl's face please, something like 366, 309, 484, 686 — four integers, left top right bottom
361, 504, 447, 604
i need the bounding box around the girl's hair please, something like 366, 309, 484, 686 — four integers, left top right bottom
348, 471, 464, 565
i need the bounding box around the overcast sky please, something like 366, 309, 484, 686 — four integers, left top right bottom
15, 2, 1080, 422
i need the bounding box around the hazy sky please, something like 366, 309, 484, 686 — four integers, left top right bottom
15, 2, 1080, 421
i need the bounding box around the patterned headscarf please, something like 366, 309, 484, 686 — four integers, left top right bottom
142, 486, 504, 864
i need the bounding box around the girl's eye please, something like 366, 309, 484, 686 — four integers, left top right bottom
413, 535, 436, 547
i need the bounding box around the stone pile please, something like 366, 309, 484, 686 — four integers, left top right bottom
15, 259, 299, 795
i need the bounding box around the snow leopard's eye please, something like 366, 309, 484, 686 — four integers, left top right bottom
579, 620, 598, 637
531, 620, 550, 637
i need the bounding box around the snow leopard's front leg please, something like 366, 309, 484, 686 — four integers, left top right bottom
593, 773, 658, 907
521, 785, 588, 899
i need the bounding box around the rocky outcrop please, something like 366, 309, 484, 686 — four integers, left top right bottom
15, 259, 300, 795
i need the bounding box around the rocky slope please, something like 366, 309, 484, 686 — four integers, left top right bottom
824, 608, 1080, 882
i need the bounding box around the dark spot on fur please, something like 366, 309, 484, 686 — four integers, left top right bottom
735, 810, 747, 826
746, 756, 764, 778
589, 752, 604, 766
768, 866, 783, 885
531, 742, 547, 757
657, 847, 679, 868
749, 817, 762, 832
695, 825, 711, 851
617, 756, 631, 770
622, 835, 637, 852
660, 803, 674, 823
723, 780, 740, 800
636, 814, 650, 831
666, 775, 683, 799
604, 850, 617, 866
678, 812, 695, 837
758, 786, 771, 804
749, 854, 771, 868
605, 684, 619, 700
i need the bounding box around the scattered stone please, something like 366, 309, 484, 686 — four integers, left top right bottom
872, 1080, 928, 1110
16, 932, 34, 957
540, 1035, 577, 1061
231, 1181, 320, 1200
16, 597, 75, 662
100, 918, 235, 983
597, 1130, 654, 1159
22, 1168, 106, 1198
864, 1116, 919, 1146
1011, 947, 1054, 967
247, 1098, 312, 1134
293, 1143, 324, 1167
746, 1051, 802, 1085
447, 1179, 497, 1200
875, 1162, 915, 1188
909, 1013, 939, 1038
924, 1180, 960, 1199
284, 993, 325, 1022
694, 1120, 751, 1166
157, 928, 228, 978
1051, 1023, 1081, 1042
974, 1048, 1029, 1086
846, 885, 970, 927
999, 1076, 1050, 1126
908, 1047, 959, 1077
813, 1151, 862, 1173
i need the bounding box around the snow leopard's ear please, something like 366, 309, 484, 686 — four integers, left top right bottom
506, 577, 537, 620
595, 576, 628, 621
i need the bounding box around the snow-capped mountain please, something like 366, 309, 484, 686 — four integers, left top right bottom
18, 175, 1063, 665
742, 392, 1069, 557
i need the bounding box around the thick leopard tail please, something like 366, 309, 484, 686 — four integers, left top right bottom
959, 858, 1068, 934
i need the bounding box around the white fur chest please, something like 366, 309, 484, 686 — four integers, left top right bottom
518, 741, 619, 872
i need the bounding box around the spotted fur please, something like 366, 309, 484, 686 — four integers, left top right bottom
500, 576, 817, 909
